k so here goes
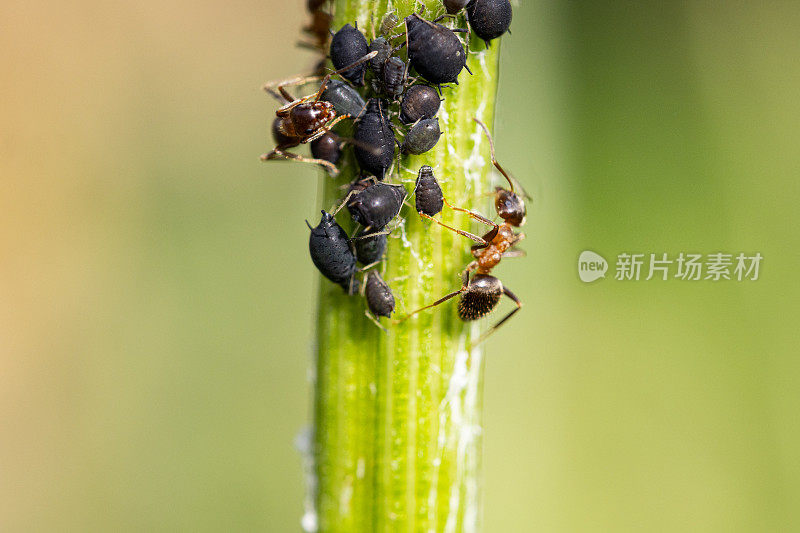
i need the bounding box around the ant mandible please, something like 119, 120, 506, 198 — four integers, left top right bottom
397, 118, 528, 347
261, 51, 377, 175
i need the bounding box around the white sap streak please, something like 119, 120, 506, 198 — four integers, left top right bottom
295, 427, 319, 532
398, 218, 428, 270
339, 482, 353, 516
463, 106, 488, 201
433, 328, 483, 533
462, 323, 484, 533
356, 456, 366, 479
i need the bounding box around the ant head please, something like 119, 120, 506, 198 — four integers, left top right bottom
495, 187, 526, 227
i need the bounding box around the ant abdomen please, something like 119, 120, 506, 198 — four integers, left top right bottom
457, 274, 502, 321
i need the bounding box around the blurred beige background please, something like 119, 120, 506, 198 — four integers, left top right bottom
1, 0, 799, 531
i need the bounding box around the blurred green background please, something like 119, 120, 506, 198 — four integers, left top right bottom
1, 0, 798, 531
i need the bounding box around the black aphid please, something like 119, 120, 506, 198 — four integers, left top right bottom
365, 271, 395, 318
320, 79, 366, 118
310, 131, 341, 165
414, 165, 444, 216
353, 98, 395, 180
405, 14, 467, 85
466, 0, 513, 45
368, 37, 392, 78
379, 12, 400, 37
382, 56, 408, 99
330, 23, 370, 86
353, 229, 388, 265
400, 85, 441, 124
443, 0, 469, 14
307, 210, 357, 290
402, 118, 442, 155
346, 181, 406, 230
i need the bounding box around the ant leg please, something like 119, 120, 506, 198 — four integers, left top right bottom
263, 75, 322, 102
396, 269, 470, 323
461, 261, 479, 277
442, 197, 497, 228
278, 86, 296, 102
471, 227, 499, 254
419, 213, 488, 245
394, 286, 465, 324
261, 147, 339, 176
312, 50, 379, 99
304, 114, 351, 143
470, 287, 522, 348
502, 249, 526, 259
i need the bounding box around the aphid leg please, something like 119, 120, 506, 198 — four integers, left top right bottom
357, 260, 382, 271
419, 213, 488, 245
353, 99, 370, 121
470, 287, 522, 348
350, 228, 391, 242
364, 310, 388, 332
330, 189, 360, 216
473, 118, 532, 199
394, 270, 469, 324
261, 147, 340, 176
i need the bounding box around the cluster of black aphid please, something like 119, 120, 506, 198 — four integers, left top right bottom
264, 1, 522, 339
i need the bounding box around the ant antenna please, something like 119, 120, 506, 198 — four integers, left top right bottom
473, 118, 532, 200
473, 118, 514, 192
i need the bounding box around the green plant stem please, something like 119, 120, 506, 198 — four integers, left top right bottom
312, 1, 500, 531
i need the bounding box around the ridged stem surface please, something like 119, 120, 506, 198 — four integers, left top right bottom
312, 1, 501, 531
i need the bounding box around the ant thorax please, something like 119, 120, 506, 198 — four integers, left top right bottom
287, 102, 336, 136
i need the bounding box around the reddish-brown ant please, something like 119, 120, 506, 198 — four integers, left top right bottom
397, 118, 528, 346
261, 51, 377, 175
